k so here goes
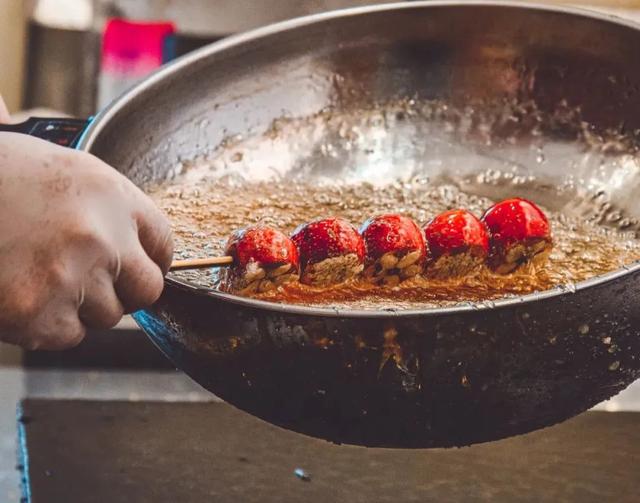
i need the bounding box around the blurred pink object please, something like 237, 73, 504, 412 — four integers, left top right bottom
98, 18, 175, 109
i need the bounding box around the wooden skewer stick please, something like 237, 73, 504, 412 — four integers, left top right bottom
170, 256, 234, 271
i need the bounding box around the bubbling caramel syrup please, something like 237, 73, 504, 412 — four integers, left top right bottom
148, 177, 640, 310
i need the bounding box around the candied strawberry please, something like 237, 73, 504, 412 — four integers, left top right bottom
423, 209, 489, 277
360, 214, 427, 286
224, 226, 299, 293
291, 217, 365, 286
481, 198, 552, 274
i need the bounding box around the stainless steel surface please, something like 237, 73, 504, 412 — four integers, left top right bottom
74, 2, 640, 447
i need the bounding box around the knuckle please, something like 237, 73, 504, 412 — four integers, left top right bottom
123, 267, 165, 312
101, 304, 125, 328
158, 230, 174, 274
79, 285, 124, 329
46, 261, 74, 289
19, 325, 54, 351
38, 323, 86, 351
67, 225, 103, 249
140, 271, 165, 306
63, 325, 86, 349
24, 307, 86, 351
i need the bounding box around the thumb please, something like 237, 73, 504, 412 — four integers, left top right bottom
0, 95, 10, 124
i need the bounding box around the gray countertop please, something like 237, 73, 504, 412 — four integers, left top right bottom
2, 348, 640, 501
0, 317, 214, 501
0, 365, 215, 502
19, 400, 640, 503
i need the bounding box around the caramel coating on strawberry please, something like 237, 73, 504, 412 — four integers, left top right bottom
225, 226, 299, 293
424, 209, 489, 277
291, 217, 365, 286
482, 198, 552, 274
360, 214, 427, 285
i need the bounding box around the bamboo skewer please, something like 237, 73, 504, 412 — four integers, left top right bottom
170, 256, 234, 271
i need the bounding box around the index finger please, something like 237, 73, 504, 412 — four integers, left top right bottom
134, 191, 174, 276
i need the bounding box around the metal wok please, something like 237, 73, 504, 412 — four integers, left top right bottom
16, 2, 640, 448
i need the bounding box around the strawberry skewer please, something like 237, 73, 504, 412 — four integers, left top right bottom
424, 209, 489, 277
481, 198, 552, 274
224, 226, 300, 293
360, 214, 427, 286
291, 217, 365, 286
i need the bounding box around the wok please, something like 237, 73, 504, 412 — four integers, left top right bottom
5, 1, 640, 448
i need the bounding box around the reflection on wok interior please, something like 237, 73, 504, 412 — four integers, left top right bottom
84, 2, 640, 448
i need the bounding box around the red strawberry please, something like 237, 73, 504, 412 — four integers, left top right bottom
225, 226, 299, 292
360, 214, 427, 286
481, 198, 552, 274
291, 217, 365, 286
424, 209, 489, 277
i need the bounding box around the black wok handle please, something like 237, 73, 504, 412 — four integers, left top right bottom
0, 117, 92, 148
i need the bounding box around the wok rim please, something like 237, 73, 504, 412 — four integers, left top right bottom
78, 0, 640, 319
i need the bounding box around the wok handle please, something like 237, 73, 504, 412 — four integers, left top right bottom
0, 117, 92, 148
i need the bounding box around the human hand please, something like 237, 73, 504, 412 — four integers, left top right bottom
0, 132, 173, 349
